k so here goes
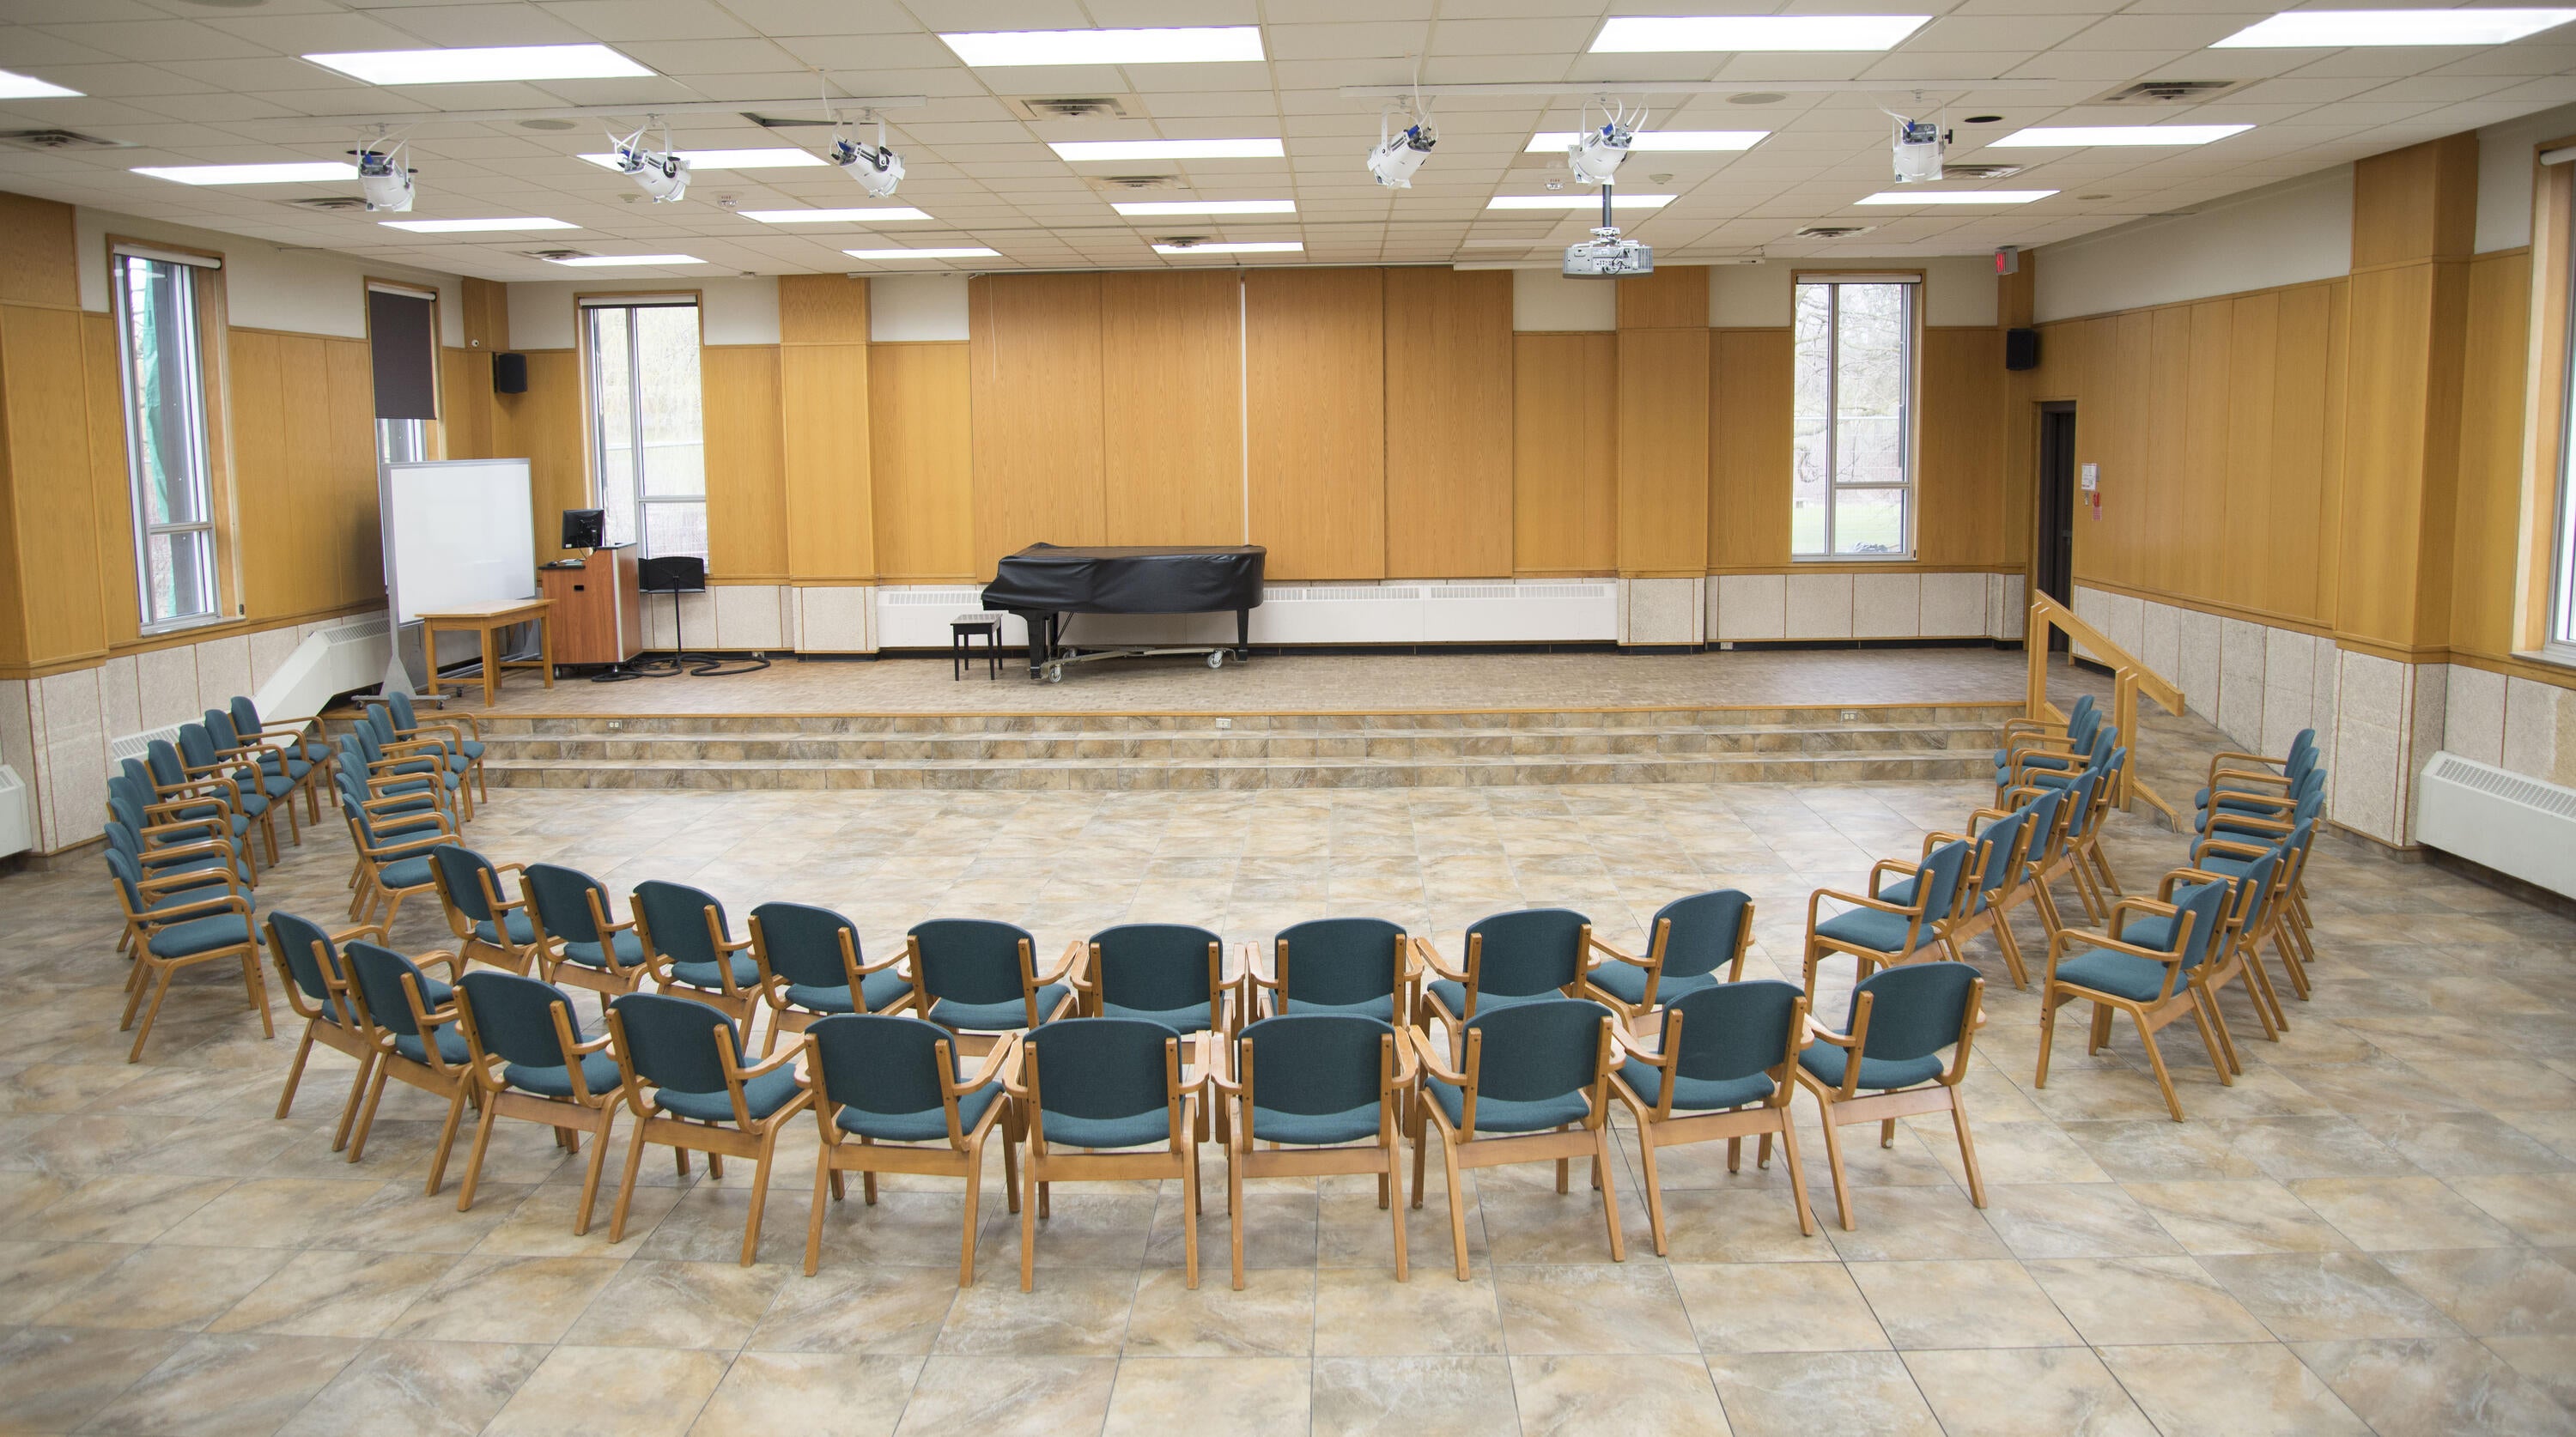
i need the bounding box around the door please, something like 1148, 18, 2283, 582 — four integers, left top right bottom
2035, 403, 2077, 652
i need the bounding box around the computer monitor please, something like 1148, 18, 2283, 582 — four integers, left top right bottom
560, 508, 605, 551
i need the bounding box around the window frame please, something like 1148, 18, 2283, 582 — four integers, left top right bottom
2531, 142, 2576, 668
575, 290, 706, 561
1789, 268, 1923, 562
109, 238, 232, 635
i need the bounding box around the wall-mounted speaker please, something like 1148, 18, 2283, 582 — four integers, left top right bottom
2004, 327, 2040, 372
491, 351, 528, 394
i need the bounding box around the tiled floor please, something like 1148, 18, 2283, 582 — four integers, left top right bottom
7, 663, 2576, 1435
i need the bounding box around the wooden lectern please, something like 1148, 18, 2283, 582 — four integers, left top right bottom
537, 546, 643, 667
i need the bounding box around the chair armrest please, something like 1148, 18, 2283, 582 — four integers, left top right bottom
1402, 1027, 1468, 1087
1242, 939, 1279, 991
955, 1032, 1021, 1094
137, 892, 247, 925
1411, 936, 1469, 984
1585, 933, 1643, 967
2193, 837, 2269, 862
1035, 938, 1085, 989
137, 866, 236, 895
732, 1040, 805, 1084
360, 831, 452, 860
133, 835, 226, 862
1814, 887, 1920, 919
851, 949, 908, 978
1801, 1016, 1861, 1049
415, 950, 465, 979
333, 922, 387, 945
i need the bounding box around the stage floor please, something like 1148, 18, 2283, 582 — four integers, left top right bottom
462, 646, 2037, 717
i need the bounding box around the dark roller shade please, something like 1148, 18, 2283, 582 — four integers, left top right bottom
368, 289, 438, 420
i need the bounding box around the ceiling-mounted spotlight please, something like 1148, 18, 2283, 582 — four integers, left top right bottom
1566, 100, 1640, 186
1888, 105, 1948, 184
831, 117, 903, 199
1369, 61, 1436, 189
352, 135, 413, 212
610, 118, 690, 203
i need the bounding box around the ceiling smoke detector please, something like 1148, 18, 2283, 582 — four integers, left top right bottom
289, 195, 373, 213
518, 118, 576, 131
0, 129, 132, 152
1084, 173, 1189, 192
1006, 96, 1135, 122
2089, 79, 2250, 106
1794, 225, 1876, 239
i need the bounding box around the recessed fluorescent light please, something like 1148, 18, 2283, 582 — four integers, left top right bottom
739, 207, 932, 223
1992, 124, 2251, 148
1114, 199, 1296, 216
132, 161, 357, 185
1527, 130, 1765, 152
0, 69, 81, 99
2214, 8, 2576, 46
1050, 138, 1285, 162
304, 44, 652, 85
1591, 15, 1930, 52
843, 247, 999, 261
577, 149, 826, 171
1154, 240, 1303, 254
940, 27, 1264, 66
546, 254, 703, 267
1855, 189, 2057, 204
1486, 194, 1674, 209
380, 216, 577, 233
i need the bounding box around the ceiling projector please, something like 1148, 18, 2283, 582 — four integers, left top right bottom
1564, 226, 1651, 278
1892, 115, 1947, 183
353, 142, 413, 212
1369, 115, 1436, 188
832, 121, 903, 199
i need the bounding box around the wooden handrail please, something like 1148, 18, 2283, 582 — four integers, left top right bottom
2024, 593, 2185, 825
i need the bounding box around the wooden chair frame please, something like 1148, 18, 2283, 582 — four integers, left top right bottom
1410, 926, 1593, 1038
1792, 979, 1987, 1232
2196, 798, 2322, 984
343, 950, 476, 1197
604, 1007, 813, 1266
340, 801, 453, 930
365, 715, 477, 822
2035, 894, 2233, 1122
114, 868, 271, 1063
1209, 1022, 1416, 1289
529, 886, 654, 1016
202, 729, 305, 850
431, 858, 537, 975
268, 917, 386, 1153
1405, 1017, 1625, 1282
1581, 911, 1753, 1028
803, 1030, 1022, 1285
751, 912, 918, 1057
635, 895, 761, 1032
1800, 864, 1955, 1002
2005, 781, 2094, 935
903, 933, 1085, 1057
1003, 1028, 1203, 1291
451, 985, 626, 1232
1613, 994, 1817, 1252
1242, 927, 1419, 1029
223, 714, 329, 827
1917, 809, 2040, 990
2190, 836, 2301, 1026
386, 702, 489, 806
173, 748, 282, 869
107, 809, 249, 960
143, 767, 261, 883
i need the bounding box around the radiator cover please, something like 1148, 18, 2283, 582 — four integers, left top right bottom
2415, 750, 2576, 899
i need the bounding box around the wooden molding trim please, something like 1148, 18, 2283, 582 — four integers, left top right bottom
2069, 578, 2335, 638
2330, 634, 2452, 664
2449, 647, 2576, 694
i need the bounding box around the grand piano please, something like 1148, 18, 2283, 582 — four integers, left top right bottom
980, 543, 1266, 682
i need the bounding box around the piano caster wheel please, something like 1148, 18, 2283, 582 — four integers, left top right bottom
1044, 664, 1065, 684
1206, 650, 1225, 670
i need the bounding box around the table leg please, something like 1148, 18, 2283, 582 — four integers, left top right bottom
540, 615, 556, 688
479, 624, 498, 708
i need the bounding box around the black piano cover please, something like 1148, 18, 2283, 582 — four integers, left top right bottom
981, 543, 1266, 615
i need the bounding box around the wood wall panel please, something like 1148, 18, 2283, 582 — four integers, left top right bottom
1708, 328, 1792, 570
1512, 332, 1616, 575
82, 313, 136, 642
779, 274, 870, 345
1917, 327, 2006, 567
1382, 267, 1512, 578
0, 192, 77, 310
1615, 266, 1708, 330
228, 330, 290, 621
1103, 270, 1242, 545
2351, 135, 2479, 270
495, 350, 587, 567
2451, 250, 2534, 662
2338, 260, 2464, 649
1615, 327, 1709, 575
0, 303, 106, 666
702, 345, 787, 581
1246, 268, 1385, 581
439, 349, 491, 458
324, 337, 382, 608
970, 274, 1104, 570
869, 342, 975, 581
779, 343, 872, 581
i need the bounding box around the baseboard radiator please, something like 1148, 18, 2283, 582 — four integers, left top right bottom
2416, 751, 2576, 899
872, 581, 1620, 651
0, 764, 30, 858
107, 616, 393, 771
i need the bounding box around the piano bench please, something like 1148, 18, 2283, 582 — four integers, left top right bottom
951, 613, 1005, 681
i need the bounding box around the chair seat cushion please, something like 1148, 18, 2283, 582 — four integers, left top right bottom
2052, 949, 2182, 1004
1799, 1046, 1945, 1093
559, 931, 648, 971
506, 1051, 622, 1100
1621, 1064, 1773, 1113
667, 955, 760, 992
835, 1079, 1003, 1143
655, 1066, 801, 1124
258, 773, 296, 800
473, 911, 539, 949
1099, 1000, 1212, 1034
458, 739, 486, 761
1814, 907, 1917, 955
1282, 993, 1397, 1022
1585, 962, 1719, 1009
392, 1024, 471, 1066
928, 983, 1070, 1034
784, 970, 911, 1016
1424, 1074, 1591, 1135
380, 856, 435, 889
1036, 1107, 1173, 1149
146, 912, 252, 958
1252, 1100, 1385, 1147
1424, 979, 1558, 1021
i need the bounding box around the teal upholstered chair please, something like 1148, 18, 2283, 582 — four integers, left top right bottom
451, 970, 624, 1228
142, 737, 261, 880
108, 767, 244, 882
102, 815, 235, 967
604, 991, 811, 1265
1801, 837, 1972, 998
1407, 997, 1625, 1280
2180, 830, 2300, 1036
362, 702, 473, 821
2038, 875, 2232, 1122
633, 880, 762, 1030
1795, 961, 1986, 1231
202, 707, 313, 838
1912, 801, 2042, 988
800, 1013, 1020, 1284
1004, 1016, 1206, 1290
1996, 720, 2117, 804
264, 909, 380, 1151
220, 696, 328, 823
1212, 1013, 1414, 1287
904, 918, 1081, 1053
174, 724, 284, 864
750, 900, 914, 1054
428, 843, 538, 973
1081, 923, 1227, 1037
1613, 979, 1816, 1251
1248, 917, 1411, 1025
523, 863, 652, 1014
342, 721, 467, 828
2020, 764, 2110, 925
1416, 907, 1592, 1038
383, 689, 488, 804
333, 733, 450, 823
1585, 888, 1753, 1025
1994, 694, 2099, 773
336, 785, 450, 929
340, 939, 473, 1192
2197, 729, 2317, 815
108, 846, 270, 1063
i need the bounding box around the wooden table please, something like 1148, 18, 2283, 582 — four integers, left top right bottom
418, 597, 554, 708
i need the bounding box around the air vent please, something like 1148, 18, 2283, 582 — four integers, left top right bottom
0, 129, 133, 152
1153, 235, 1210, 249
1794, 225, 1875, 240
519, 248, 592, 262
1084, 173, 1188, 193
2089, 79, 2250, 106
289, 196, 372, 213
1006, 96, 1134, 122
1943, 163, 2024, 180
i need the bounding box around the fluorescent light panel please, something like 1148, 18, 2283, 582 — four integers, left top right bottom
1992, 124, 2251, 147
132, 161, 357, 185
0, 68, 80, 99
577, 149, 826, 171
1155, 240, 1302, 254
844, 247, 998, 260
380, 216, 575, 233
304, 44, 651, 84
1527, 130, 1765, 152
1050, 138, 1284, 161
1855, 189, 2056, 204
2214, 9, 2576, 46
1486, 194, 1674, 209
739, 207, 932, 223
1591, 15, 1930, 52
548, 254, 702, 266
1114, 199, 1295, 216
940, 27, 1264, 66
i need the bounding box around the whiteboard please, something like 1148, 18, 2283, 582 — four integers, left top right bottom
379, 459, 537, 626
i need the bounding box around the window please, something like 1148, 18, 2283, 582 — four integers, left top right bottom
584, 299, 705, 559
113, 251, 221, 628
1791, 276, 1917, 558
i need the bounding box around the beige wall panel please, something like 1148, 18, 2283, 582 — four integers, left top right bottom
780, 342, 873, 582
1513, 332, 1617, 575
1382, 267, 1513, 578
870, 341, 975, 582
2180, 300, 2233, 607
702, 344, 787, 581
1103, 270, 1242, 545
970, 274, 1105, 569
1245, 268, 1385, 581
1615, 326, 1710, 575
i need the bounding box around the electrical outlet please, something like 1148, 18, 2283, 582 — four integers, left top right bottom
1214, 717, 1232, 730
605, 720, 623, 730
1839, 710, 1860, 722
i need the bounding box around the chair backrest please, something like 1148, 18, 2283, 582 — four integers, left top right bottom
176, 723, 221, 773
203, 708, 244, 752
1648, 889, 1751, 980
2160, 879, 2230, 973
1461, 997, 1612, 1108
750, 901, 862, 990
1911, 838, 1973, 919
344, 940, 438, 1037
633, 879, 727, 963
265, 911, 349, 1008
145, 738, 188, 789
2087, 723, 2119, 766
118, 757, 154, 793
1664, 979, 1804, 1086
457, 970, 581, 1070
1090, 923, 1219, 1016
2066, 694, 2100, 747
2288, 726, 2317, 762
525, 863, 613, 943
908, 918, 1037, 1004
229, 695, 263, 736
362, 703, 398, 747
101, 847, 149, 914
348, 725, 388, 765
429, 844, 501, 922
1023, 1016, 1174, 1125
103, 819, 146, 867
1846, 961, 1978, 1064
1273, 918, 1405, 1008
1969, 807, 2034, 900
387, 689, 422, 731
2020, 787, 2068, 864
806, 1013, 957, 1120
609, 991, 743, 1095
1236, 1014, 1394, 1118
1464, 907, 1590, 997
2283, 743, 2320, 785
106, 787, 149, 837
2233, 843, 2287, 931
